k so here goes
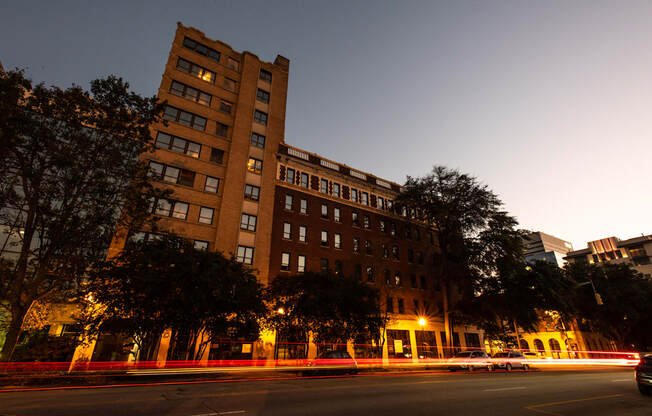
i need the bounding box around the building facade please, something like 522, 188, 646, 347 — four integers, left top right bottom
565, 235, 652, 276
524, 231, 573, 267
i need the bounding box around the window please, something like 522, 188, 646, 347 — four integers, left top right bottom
378, 196, 384, 210
392, 246, 399, 260
151, 198, 189, 220
163, 106, 206, 130
247, 158, 263, 174
204, 176, 219, 193
363, 215, 370, 229
384, 269, 391, 285
321, 230, 328, 246
285, 194, 293, 210
227, 57, 239, 71
335, 260, 343, 275
408, 249, 414, 263
382, 244, 389, 259
298, 255, 306, 273
223, 78, 237, 92
199, 207, 214, 224
244, 184, 260, 201
194, 240, 209, 250
394, 272, 401, 286
334, 207, 341, 222
321, 204, 328, 219
259, 69, 272, 83
334, 233, 342, 249
182, 37, 221, 62
241, 213, 257, 232
352, 212, 359, 226
413, 299, 419, 313
216, 122, 228, 138
176, 58, 215, 84
320, 178, 329, 194
361, 192, 369, 206
333, 183, 340, 198
398, 298, 405, 314
170, 80, 211, 106
219, 100, 233, 114
210, 148, 224, 164
390, 223, 397, 236
320, 258, 329, 273
405, 227, 412, 239
299, 225, 307, 242
300, 199, 307, 214
354, 264, 362, 280
365, 240, 372, 255
281, 252, 290, 271
148, 161, 195, 187
257, 89, 270, 103
351, 189, 358, 203
237, 245, 254, 264
366, 266, 375, 282
386, 297, 394, 313
420, 275, 427, 290
251, 133, 266, 148
411, 274, 417, 288
414, 228, 421, 241
353, 237, 360, 253
254, 110, 268, 125
300, 173, 309, 188
283, 222, 292, 239
286, 168, 295, 184
155, 132, 201, 158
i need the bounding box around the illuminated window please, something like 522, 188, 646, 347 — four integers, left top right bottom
247, 158, 263, 174
281, 252, 290, 271
237, 246, 254, 264
366, 266, 375, 282
299, 226, 307, 242
285, 194, 293, 210
321, 231, 328, 246
390, 223, 397, 236
298, 255, 306, 273
379, 220, 386, 233
176, 58, 215, 84
353, 237, 360, 253
334, 207, 341, 222
194, 240, 208, 250
392, 246, 399, 260
300, 199, 307, 214
283, 222, 292, 239
352, 212, 359, 226
241, 213, 257, 232
321, 204, 328, 219
363, 215, 370, 229
361, 192, 369, 206
395, 272, 401, 286
334, 233, 342, 249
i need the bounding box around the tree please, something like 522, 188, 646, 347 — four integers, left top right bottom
0, 70, 165, 361
83, 236, 268, 361
265, 271, 388, 354
566, 262, 652, 351
395, 166, 525, 349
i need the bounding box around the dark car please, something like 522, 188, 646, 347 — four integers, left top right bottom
636, 354, 652, 395
448, 350, 494, 372
302, 350, 358, 376
492, 351, 529, 371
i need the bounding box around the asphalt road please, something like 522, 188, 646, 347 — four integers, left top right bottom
1, 369, 650, 416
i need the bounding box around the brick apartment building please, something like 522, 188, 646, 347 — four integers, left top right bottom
68, 23, 484, 363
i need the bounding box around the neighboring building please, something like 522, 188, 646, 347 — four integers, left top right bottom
565, 235, 652, 276
524, 231, 573, 267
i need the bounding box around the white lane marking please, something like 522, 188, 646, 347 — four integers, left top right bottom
220, 411, 246, 415
611, 379, 631, 382
483, 386, 527, 392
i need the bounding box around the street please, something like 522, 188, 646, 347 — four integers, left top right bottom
0, 369, 650, 415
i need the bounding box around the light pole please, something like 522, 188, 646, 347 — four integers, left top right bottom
577, 280, 604, 306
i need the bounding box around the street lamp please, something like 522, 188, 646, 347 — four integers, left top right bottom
576, 280, 604, 306
418, 317, 426, 327
277, 307, 285, 315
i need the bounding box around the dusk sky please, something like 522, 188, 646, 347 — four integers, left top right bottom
2, 0, 651, 248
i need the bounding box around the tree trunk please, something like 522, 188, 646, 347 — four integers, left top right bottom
0, 304, 27, 362
513, 320, 521, 351
442, 281, 451, 357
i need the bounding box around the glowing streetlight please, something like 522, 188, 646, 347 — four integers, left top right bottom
418, 317, 426, 327
277, 307, 285, 315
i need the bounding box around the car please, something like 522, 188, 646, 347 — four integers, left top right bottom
636, 354, 652, 395
492, 351, 529, 371
448, 350, 494, 372
301, 350, 358, 376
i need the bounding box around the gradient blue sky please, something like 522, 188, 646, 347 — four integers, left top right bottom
2, 0, 650, 248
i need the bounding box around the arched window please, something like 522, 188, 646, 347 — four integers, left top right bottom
534, 339, 545, 352
519, 339, 530, 351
